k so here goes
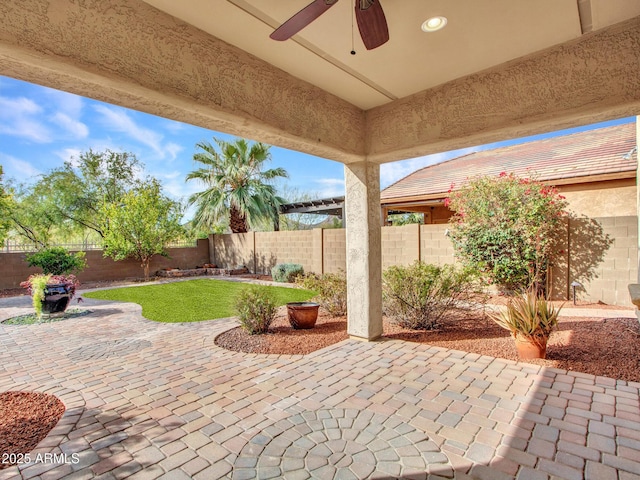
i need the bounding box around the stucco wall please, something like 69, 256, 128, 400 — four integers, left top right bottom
560, 182, 637, 218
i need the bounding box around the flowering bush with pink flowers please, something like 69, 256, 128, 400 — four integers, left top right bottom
446, 172, 568, 294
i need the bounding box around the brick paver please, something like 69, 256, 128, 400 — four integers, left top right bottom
0, 290, 639, 479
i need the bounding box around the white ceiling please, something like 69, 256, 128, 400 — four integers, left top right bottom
142, 0, 640, 110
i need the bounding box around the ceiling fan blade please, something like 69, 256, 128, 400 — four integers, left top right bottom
355, 0, 389, 50
270, 0, 339, 41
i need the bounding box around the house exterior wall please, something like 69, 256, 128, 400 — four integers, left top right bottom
559, 180, 636, 218
384, 179, 637, 225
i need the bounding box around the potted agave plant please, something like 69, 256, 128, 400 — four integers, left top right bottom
20, 247, 86, 317
489, 288, 562, 359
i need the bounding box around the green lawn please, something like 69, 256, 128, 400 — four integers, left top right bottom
83, 279, 316, 323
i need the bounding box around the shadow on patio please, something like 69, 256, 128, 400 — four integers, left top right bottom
1, 296, 639, 479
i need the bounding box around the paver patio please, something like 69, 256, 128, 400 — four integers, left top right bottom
0, 291, 639, 480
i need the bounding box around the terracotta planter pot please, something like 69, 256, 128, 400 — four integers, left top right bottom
42, 283, 72, 314
514, 335, 548, 360
287, 302, 320, 329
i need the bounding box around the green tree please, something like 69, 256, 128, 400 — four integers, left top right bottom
0, 166, 14, 245
446, 172, 568, 294
101, 179, 184, 281
388, 212, 424, 226
30, 149, 142, 238
276, 185, 328, 231
8, 181, 56, 248
186, 138, 288, 233
26, 247, 87, 275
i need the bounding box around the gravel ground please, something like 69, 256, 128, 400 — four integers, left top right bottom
0, 392, 65, 469
217, 307, 640, 383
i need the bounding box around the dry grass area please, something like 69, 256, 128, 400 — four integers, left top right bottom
216, 307, 640, 383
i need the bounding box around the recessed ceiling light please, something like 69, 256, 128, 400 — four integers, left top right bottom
421, 16, 447, 33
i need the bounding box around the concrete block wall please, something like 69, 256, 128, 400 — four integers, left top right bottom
4, 217, 633, 305
381, 224, 420, 270
323, 229, 346, 274
211, 232, 255, 273
0, 239, 210, 289
254, 230, 316, 274
571, 216, 637, 305
420, 224, 455, 265
2, 252, 41, 290
548, 218, 570, 301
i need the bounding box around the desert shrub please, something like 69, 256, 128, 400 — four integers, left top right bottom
382, 262, 480, 330
447, 172, 567, 294
271, 263, 304, 283
297, 271, 347, 316
234, 286, 278, 334
26, 247, 87, 275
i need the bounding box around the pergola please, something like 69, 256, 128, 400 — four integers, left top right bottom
280, 197, 345, 220
1, 1, 639, 340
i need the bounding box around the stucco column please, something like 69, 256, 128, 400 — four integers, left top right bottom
636, 117, 640, 321
345, 161, 383, 340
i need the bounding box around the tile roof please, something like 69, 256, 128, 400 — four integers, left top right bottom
381, 122, 637, 202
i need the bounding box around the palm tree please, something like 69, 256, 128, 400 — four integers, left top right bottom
186, 138, 288, 233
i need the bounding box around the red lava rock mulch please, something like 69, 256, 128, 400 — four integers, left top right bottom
215, 307, 348, 355
216, 307, 640, 383
0, 392, 65, 470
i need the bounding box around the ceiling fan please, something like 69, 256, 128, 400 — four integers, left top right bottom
270, 0, 389, 51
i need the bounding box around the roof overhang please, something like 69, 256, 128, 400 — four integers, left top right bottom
381, 171, 637, 206
0, 2, 639, 166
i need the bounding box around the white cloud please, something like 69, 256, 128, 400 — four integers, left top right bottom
161, 176, 200, 201
93, 105, 165, 157
44, 88, 84, 118
162, 170, 182, 180
0, 96, 41, 115
54, 148, 83, 166
50, 112, 89, 139
163, 120, 187, 134
0, 153, 42, 181
165, 142, 183, 161
313, 177, 345, 198
0, 92, 89, 143
0, 96, 52, 143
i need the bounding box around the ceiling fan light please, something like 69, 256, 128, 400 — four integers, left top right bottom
422, 16, 447, 32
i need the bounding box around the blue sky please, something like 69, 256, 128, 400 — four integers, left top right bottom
0, 75, 634, 221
